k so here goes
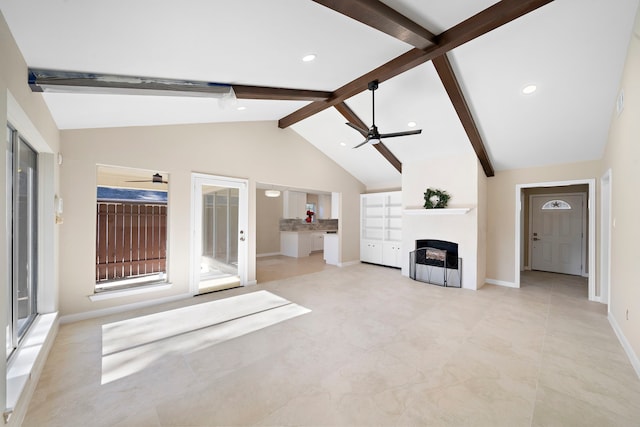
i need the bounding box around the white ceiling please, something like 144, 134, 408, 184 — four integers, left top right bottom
1, 0, 638, 189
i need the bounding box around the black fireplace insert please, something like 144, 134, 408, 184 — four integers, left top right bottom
415, 239, 458, 269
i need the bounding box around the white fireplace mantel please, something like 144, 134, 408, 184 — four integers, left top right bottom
403, 207, 471, 215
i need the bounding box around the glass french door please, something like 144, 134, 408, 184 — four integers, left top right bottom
201, 186, 239, 277
6, 125, 38, 357
192, 174, 248, 294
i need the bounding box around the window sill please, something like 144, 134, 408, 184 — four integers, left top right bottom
6, 312, 58, 422
89, 282, 173, 302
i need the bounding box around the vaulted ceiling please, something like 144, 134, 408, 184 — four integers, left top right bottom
2, 0, 638, 189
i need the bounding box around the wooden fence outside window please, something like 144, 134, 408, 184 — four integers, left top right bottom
96, 202, 167, 283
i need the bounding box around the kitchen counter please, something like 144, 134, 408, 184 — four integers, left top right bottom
281, 230, 335, 258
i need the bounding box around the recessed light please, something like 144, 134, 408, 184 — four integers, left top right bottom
302, 53, 317, 62
237, 106, 246, 111
339, 142, 347, 146
407, 121, 417, 128
522, 84, 537, 95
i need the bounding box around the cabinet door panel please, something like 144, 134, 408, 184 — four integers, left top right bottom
361, 239, 382, 264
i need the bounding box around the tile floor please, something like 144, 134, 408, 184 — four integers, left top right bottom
23, 265, 640, 426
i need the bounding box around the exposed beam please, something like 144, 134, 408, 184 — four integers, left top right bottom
312, 0, 437, 49
279, 0, 554, 128
232, 85, 331, 101
334, 102, 402, 173
28, 69, 332, 102
432, 54, 494, 177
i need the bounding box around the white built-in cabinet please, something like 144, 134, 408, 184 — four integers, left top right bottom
360, 191, 402, 268
283, 190, 307, 219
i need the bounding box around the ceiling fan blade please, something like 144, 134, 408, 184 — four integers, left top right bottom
125, 179, 153, 182
345, 122, 369, 137
379, 129, 423, 139
353, 139, 370, 149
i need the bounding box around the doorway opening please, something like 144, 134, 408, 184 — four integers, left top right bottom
515, 179, 597, 301
191, 173, 248, 295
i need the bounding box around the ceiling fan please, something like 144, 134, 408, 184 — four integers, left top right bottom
346, 80, 422, 149
126, 173, 168, 184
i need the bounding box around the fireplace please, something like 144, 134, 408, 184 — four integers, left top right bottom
410, 239, 461, 287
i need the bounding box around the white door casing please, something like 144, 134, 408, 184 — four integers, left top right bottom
190, 173, 248, 294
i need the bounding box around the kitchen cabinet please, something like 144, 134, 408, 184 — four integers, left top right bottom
281, 232, 311, 258
360, 191, 402, 267
311, 232, 325, 251
317, 194, 332, 219
283, 190, 307, 219
323, 233, 339, 265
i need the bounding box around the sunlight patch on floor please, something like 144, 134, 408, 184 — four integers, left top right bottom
101, 291, 310, 384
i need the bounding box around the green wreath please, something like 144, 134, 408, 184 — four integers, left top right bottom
423, 188, 450, 209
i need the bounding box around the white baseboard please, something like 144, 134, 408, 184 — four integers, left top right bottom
256, 252, 281, 258
485, 278, 518, 288
59, 292, 192, 324
338, 260, 360, 267
608, 312, 640, 380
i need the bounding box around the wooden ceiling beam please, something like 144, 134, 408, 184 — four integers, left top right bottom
334, 102, 402, 173
432, 54, 494, 177
279, 0, 554, 129
232, 85, 331, 101
312, 0, 437, 49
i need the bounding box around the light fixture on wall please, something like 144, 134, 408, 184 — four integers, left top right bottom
265, 189, 281, 198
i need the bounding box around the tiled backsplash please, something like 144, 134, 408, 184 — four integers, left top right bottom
279, 218, 338, 232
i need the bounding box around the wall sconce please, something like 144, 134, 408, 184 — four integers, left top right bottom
265, 190, 281, 198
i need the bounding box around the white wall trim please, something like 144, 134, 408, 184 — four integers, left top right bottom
600, 169, 612, 308
608, 312, 640, 379
514, 179, 596, 301
338, 260, 361, 267
59, 292, 191, 324
256, 252, 281, 258
485, 278, 518, 288
88, 282, 173, 302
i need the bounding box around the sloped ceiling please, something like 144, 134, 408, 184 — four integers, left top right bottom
1, 0, 638, 189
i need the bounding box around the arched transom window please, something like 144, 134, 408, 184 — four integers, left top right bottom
541, 199, 572, 210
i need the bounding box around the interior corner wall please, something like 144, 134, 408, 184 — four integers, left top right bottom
476, 159, 488, 289
601, 5, 640, 372
401, 152, 480, 290
256, 190, 283, 255
486, 160, 601, 285
59, 122, 365, 317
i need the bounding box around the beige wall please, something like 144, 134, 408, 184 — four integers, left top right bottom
486, 161, 600, 285
1, 12, 61, 423
256, 190, 283, 255
59, 122, 365, 316
601, 8, 640, 367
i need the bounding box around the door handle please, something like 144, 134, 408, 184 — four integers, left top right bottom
533, 237, 540, 241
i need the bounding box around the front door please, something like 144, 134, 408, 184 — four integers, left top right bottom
192, 174, 248, 294
531, 194, 585, 275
